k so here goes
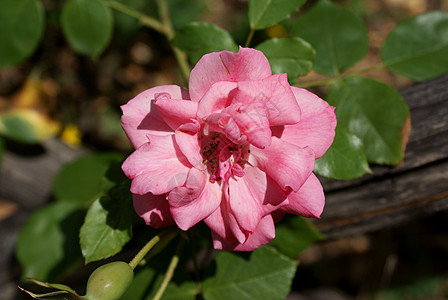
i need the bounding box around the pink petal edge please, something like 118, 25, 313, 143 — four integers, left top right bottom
189, 47, 272, 102
274, 87, 336, 158
121, 85, 189, 148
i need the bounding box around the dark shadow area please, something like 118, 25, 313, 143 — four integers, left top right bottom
292, 212, 448, 299
4, 138, 45, 157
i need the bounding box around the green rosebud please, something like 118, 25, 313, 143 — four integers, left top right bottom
85, 261, 133, 300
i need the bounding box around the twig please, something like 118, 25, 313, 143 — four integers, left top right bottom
152, 237, 185, 300
129, 228, 177, 270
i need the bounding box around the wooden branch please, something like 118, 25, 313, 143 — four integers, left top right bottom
315, 74, 448, 239
0, 139, 88, 210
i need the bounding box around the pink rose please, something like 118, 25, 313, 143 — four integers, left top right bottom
121, 47, 336, 251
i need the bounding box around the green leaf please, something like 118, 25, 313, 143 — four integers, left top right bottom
111, 0, 147, 39
61, 0, 113, 58
249, 0, 306, 30
162, 280, 198, 300
269, 216, 323, 258
52, 153, 123, 204
118, 264, 197, 300
381, 11, 448, 81
376, 275, 444, 300
314, 124, 371, 179
326, 76, 409, 165
168, 0, 207, 30
80, 185, 136, 263
255, 37, 315, 83
0, 113, 39, 144
172, 22, 238, 65
119, 265, 157, 300
202, 246, 297, 300
293, 0, 368, 75
16, 202, 85, 281
0, 0, 44, 66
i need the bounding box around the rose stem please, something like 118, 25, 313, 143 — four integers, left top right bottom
152, 237, 186, 300
128, 228, 177, 270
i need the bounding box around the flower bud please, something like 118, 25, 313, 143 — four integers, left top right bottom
85, 261, 133, 300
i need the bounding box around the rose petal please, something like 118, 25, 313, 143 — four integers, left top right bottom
249, 137, 315, 192
231, 100, 272, 148
204, 112, 246, 145
122, 134, 191, 195
175, 121, 205, 170
133, 193, 174, 228
212, 214, 276, 251
196, 81, 237, 120
228, 165, 287, 233
204, 184, 247, 244
233, 74, 301, 126
169, 168, 222, 230
154, 98, 198, 131
121, 85, 189, 148
189, 47, 272, 102
280, 173, 325, 218
273, 87, 336, 158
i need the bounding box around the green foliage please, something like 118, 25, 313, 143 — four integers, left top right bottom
172, 22, 238, 65
382, 11, 448, 81
315, 124, 371, 179
375, 275, 446, 300
0, 114, 40, 144
269, 216, 324, 258
111, 0, 146, 38
255, 37, 315, 83
118, 265, 157, 300
162, 281, 198, 300
61, 0, 114, 58
52, 153, 123, 204
293, 0, 368, 75
16, 152, 127, 281
16, 202, 85, 281
202, 246, 298, 300
80, 185, 137, 264
0, 0, 44, 66
120, 244, 298, 300
249, 0, 306, 30
168, 0, 207, 30
119, 239, 197, 300
326, 76, 409, 165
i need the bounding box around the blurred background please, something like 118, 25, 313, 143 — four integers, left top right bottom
1, 0, 448, 299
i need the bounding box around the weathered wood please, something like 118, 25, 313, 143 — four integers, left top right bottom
315, 73, 448, 239
0, 139, 87, 210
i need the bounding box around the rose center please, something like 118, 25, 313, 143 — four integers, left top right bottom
198, 130, 249, 183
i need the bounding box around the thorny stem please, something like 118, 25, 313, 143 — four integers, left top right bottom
296, 62, 387, 88
155, 0, 191, 83
105, 0, 165, 34
348, 62, 386, 75
106, 0, 191, 85
129, 228, 177, 270
152, 238, 186, 300
245, 28, 256, 47
296, 78, 338, 88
